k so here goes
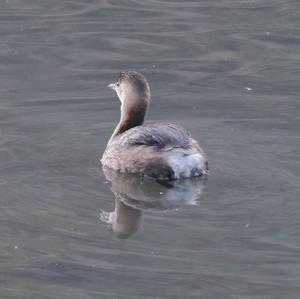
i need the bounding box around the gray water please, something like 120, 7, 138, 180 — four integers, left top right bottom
1, 1, 300, 298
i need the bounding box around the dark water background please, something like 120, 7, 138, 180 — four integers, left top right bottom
1, 1, 300, 298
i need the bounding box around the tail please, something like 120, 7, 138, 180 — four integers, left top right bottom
167, 152, 209, 179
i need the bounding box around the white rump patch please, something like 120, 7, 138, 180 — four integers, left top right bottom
166, 152, 207, 179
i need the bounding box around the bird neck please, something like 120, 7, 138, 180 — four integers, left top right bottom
110, 103, 147, 139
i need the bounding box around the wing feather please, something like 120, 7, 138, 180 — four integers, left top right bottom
117, 123, 191, 150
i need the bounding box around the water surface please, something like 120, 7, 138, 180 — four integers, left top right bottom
1, 1, 300, 298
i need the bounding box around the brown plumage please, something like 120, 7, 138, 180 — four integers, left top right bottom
101, 71, 208, 180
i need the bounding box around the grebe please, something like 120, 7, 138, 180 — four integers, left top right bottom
101, 71, 208, 180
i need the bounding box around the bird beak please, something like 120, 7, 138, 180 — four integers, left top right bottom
107, 82, 117, 90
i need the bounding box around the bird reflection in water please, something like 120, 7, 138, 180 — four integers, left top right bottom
100, 167, 207, 239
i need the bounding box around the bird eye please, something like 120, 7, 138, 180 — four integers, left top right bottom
116, 82, 120, 87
